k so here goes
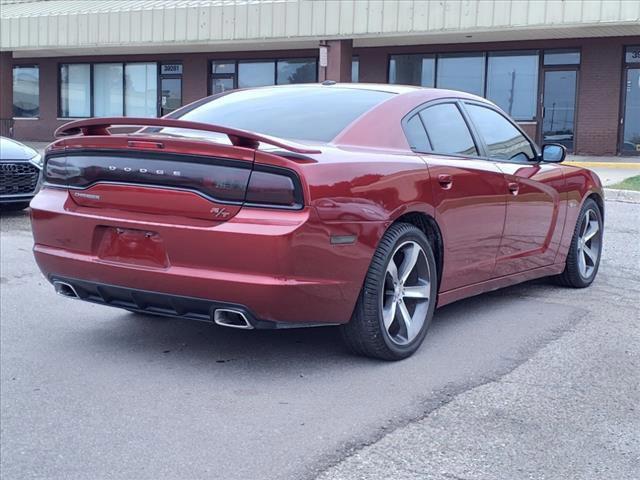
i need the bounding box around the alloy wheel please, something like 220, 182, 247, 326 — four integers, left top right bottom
381, 240, 431, 346
577, 208, 601, 279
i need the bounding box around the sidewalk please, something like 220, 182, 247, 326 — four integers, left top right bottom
566, 154, 640, 168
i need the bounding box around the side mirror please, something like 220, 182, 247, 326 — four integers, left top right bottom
541, 143, 567, 163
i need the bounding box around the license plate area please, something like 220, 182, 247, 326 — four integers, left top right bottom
93, 226, 169, 268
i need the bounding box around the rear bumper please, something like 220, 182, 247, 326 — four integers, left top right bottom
31, 188, 384, 325
49, 276, 323, 329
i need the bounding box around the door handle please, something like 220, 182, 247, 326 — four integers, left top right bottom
508, 182, 519, 196
438, 174, 453, 190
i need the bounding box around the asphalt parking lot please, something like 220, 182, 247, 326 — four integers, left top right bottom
1, 200, 639, 480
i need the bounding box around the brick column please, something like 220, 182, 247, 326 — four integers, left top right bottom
320, 39, 353, 83
575, 38, 624, 155
0, 52, 13, 121
183, 55, 209, 103
356, 48, 388, 83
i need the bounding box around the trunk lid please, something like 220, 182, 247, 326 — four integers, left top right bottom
45, 135, 256, 222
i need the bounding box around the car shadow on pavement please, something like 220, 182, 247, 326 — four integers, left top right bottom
72, 278, 556, 370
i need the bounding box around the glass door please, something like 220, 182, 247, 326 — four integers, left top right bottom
542, 70, 578, 152
621, 67, 640, 154
160, 77, 182, 116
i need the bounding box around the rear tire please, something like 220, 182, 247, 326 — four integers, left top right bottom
556, 198, 603, 288
341, 223, 438, 361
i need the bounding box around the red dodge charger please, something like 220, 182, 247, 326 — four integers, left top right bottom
30, 84, 604, 360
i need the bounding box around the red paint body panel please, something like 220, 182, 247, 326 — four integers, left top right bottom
30, 86, 604, 326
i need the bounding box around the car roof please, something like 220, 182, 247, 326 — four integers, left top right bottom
329, 85, 492, 150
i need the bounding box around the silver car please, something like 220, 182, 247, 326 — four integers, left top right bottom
0, 137, 43, 210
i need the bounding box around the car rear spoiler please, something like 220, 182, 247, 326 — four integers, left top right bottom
54, 117, 322, 155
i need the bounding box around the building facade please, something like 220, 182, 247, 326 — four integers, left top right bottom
1, 0, 639, 155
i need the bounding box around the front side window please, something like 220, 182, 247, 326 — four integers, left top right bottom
12, 66, 39, 118
60, 64, 91, 118
168, 86, 393, 142
419, 103, 477, 156
465, 103, 535, 162
437, 54, 485, 96
389, 55, 435, 87
487, 51, 538, 121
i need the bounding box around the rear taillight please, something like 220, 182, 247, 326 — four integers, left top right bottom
43, 152, 304, 210
245, 166, 303, 210
44, 152, 251, 203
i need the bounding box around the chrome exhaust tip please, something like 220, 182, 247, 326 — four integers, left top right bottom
53, 280, 79, 299
213, 309, 254, 330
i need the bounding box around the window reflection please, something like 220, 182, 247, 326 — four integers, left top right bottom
543, 70, 577, 151
487, 52, 538, 121
622, 67, 640, 153
124, 63, 158, 117
93, 63, 123, 116
437, 53, 485, 96
12, 66, 39, 118
60, 64, 91, 118
544, 49, 580, 66
277, 59, 316, 85
419, 103, 478, 156
238, 62, 276, 88
466, 104, 535, 161
389, 55, 435, 87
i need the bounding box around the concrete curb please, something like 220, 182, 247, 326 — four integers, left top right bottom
604, 188, 640, 204
566, 162, 640, 169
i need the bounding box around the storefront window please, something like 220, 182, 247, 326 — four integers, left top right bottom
60, 62, 158, 118
60, 64, 91, 118
12, 66, 39, 118
622, 47, 640, 153
352, 57, 359, 82
277, 58, 316, 84
93, 63, 124, 116
212, 62, 236, 74
487, 51, 538, 121
238, 61, 275, 88
544, 49, 580, 66
210, 58, 318, 93
389, 55, 435, 87
437, 53, 485, 96
124, 63, 157, 117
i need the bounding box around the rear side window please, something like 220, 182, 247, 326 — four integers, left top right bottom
465, 103, 535, 162
419, 103, 478, 156
404, 115, 430, 152
167, 86, 393, 142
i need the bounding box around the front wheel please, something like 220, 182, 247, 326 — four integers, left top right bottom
556, 198, 603, 288
341, 223, 438, 361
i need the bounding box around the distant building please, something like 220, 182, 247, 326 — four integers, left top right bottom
1, 0, 639, 155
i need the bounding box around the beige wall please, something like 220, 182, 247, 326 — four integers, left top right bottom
2, 0, 639, 55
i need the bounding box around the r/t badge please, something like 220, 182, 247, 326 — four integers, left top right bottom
211, 207, 230, 218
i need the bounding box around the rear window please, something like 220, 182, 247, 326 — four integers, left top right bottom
166, 86, 394, 143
